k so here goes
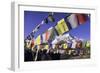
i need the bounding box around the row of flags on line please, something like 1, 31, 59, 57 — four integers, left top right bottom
55, 14, 89, 35
32, 13, 55, 35
25, 13, 89, 47
25, 35, 90, 50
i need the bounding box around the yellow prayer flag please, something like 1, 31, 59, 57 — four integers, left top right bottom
85, 41, 90, 49
44, 45, 49, 50
63, 43, 68, 49
35, 35, 41, 45
55, 18, 69, 35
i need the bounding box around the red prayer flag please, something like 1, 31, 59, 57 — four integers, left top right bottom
45, 31, 49, 41
76, 14, 87, 24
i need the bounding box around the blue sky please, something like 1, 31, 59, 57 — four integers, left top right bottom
24, 11, 90, 40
